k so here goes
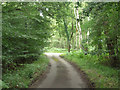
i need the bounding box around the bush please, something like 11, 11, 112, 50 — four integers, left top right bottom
2, 55, 49, 88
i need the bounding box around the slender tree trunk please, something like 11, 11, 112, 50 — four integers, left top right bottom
78, 21, 82, 50
74, 5, 82, 50
72, 35, 74, 49
63, 18, 70, 52
74, 8, 78, 49
76, 30, 78, 49
76, 25, 78, 49
70, 20, 74, 50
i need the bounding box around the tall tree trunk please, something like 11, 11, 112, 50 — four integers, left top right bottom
76, 26, 78, 49
78, 21, 82, 50
74, 5, 82, 50
63, 18, 70, 52
74, 7, 78, 49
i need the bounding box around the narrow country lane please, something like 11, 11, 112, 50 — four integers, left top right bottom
30, 53, 88, 88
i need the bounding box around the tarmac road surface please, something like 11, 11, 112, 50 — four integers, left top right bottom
30, 53, 88, 88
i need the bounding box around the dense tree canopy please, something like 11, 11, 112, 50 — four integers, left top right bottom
49, 2, 120, 67
1, 2, 120, 89
2, 2, 120, 71
2, 2, 56, 71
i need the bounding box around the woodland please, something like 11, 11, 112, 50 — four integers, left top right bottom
1, 2, 120, 88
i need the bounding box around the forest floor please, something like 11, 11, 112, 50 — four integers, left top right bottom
30, 53, 92, 88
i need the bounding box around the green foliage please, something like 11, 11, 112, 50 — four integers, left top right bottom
80, 2, 120, 66
62, 52, 119, 88
2, 55, 49, 88
45, 47, 67, 53
2, 2, 54, 71
2, 2, 119, 89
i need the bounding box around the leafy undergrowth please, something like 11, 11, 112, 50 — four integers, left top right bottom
45, 47, 77, 53
2, 54, 49, 88
61, 51, 119, 88
45, 47, 67, 53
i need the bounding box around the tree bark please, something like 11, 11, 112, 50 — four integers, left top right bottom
74, 6, 82, 50
63, 18, 70, 52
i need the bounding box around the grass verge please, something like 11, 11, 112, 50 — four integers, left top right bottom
45, 47, 67, 53
61, 51, 119, 88
2, 54, 49, 88
44, 47, 77, 53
